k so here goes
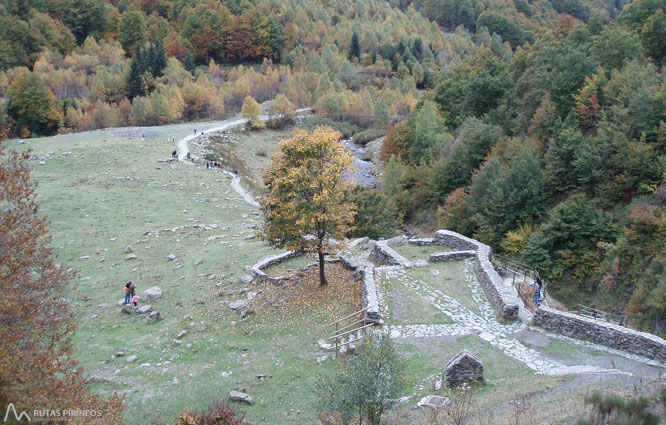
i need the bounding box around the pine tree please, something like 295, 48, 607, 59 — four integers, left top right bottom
126, 46, 146, 100
349, 32, 361, 60
184, 49, 195, 74
152, 40, 167, 77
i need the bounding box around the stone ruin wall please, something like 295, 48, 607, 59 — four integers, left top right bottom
534, 306, 666, 362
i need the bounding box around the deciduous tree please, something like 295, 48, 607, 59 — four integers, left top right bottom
260, 127, 356, 285
0, 132, 123, 423
241, 96, 264, 129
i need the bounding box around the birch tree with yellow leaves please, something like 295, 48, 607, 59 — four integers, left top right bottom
260, 127, 357, 285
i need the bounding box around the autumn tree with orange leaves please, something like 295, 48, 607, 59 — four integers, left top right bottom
0, 132, 123, 424
260, 127, 356, 286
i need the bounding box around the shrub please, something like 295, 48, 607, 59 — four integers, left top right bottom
315, 331, 408, 425
175, 402, 245, 425
352, 128, 385, 145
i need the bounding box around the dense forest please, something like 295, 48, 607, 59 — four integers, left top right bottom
0, 0, 664, 333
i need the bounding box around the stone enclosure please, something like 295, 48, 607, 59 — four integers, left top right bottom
248, 229, 666, 363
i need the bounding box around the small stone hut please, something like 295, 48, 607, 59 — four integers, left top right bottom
445, 350, 484, 387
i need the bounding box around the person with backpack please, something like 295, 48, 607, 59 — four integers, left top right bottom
123, 283, 131, 304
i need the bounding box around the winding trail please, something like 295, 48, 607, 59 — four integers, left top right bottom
174, 108, 311, 208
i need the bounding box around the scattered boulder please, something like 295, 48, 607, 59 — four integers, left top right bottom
349, 237, 370, 249
418, 395, 449, 408
147, 311, 161, 324
125, 245, 134, 253
77, 255, 91, 260
316, 355, 328, 364
239, 309, 254, 318
194, 258, 202, 266
126, 355, 138, 363
142, 286, 162, 302
116, 351, 125, 357
166, 254, 177, 262
125, 254, 137, 260
387, 235, 407, 246
172, 339, 183, 347
229, 391, 253, 405
445, 350, 484, 387
239, 274, 253, 284
120, 305, 135, 315
177, 330, 187, 339
136, 305, 152, 314
229, 299, 250, 311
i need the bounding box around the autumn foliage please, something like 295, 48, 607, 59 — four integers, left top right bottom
260, 127, 356, 285
0, 133, 123, 423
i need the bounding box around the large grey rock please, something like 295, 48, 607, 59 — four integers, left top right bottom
349, 237, 370, 249
126, 355, 138, 363
445, 350, 484, 387
136, 305, 152, 314
177, 330, 187, 339
229, 299, 250, 311
125, 245, 134, 253
142, 286, 162, 302
172, 339, 183, 346
386, 235, 407, 246
239, 274, 253, 284
120, 305, 135, 315
229, 391, 254, 405
125, 254, 137, 260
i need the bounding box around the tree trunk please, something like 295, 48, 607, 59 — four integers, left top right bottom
318, 244, 327, 286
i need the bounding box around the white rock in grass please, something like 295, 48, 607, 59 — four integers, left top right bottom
126, 355, 138, 363
229, 391, 253, 405
142, 286, 162, 302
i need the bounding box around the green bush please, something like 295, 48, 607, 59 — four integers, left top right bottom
352, 128, 385, 145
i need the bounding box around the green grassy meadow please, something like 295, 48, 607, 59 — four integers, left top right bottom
7, 120, 657, 425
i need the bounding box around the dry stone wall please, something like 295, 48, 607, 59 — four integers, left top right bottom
250, 250, 303, 282
339, 254, 381, 324
534, 307, 666, 362
429, 251, 477, 262
369, 241, 413, 267
425, 230, 520, 321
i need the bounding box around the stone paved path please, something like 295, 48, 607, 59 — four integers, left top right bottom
174, 108, 311, 208
379, 260, 646, 376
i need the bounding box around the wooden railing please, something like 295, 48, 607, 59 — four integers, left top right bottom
493, 256, 552, 311
579, 304, 628, 327
327, 306, 375, 358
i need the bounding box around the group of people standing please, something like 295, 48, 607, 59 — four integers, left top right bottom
207, 162, 222, 169
124, 281, 138, 307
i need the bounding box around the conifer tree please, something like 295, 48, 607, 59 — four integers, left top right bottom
184, 50, 196, 74
126, 46, 146, 100
349, 32, 361, 60
152, 40, 167, 77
